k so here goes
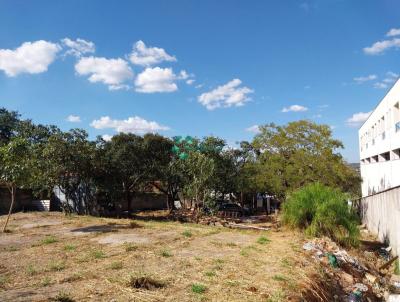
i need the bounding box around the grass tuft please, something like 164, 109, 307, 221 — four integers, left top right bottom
160, 249, 173, 257
191, 283, 206, 294
109, 261, 123, 270
52, 291, 75, 302
42, 235, 58, 245
124, 243, 138, 252
63, 244, 76, 251
257, 236, 271, 245
182, 230, 193, 238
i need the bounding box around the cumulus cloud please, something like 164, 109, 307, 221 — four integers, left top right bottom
0, 40, 61, 77
75, 56, 133, 90
346, 111, 372, 127
353, 74, 377, 83
281, 105, 308, 113
66, 115, 81, 123
245, 125, 261, 134
135, 67, 178, 93
62, 38, 95, 57
129, 40, 176, 66
91, 116, 169, 134
363, 37, 400, 55
386, 28, 400, 37
198, 79, 253, 110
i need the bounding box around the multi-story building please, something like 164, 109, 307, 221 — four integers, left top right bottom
359, 78, 400, 256
359, 78, 400, 197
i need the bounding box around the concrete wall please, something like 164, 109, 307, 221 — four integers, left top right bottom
360, 186, 400, 256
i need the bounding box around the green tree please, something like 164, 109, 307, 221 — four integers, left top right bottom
0, 137, 32, 232
0, 108, 20, 146
252, 120, 361, 198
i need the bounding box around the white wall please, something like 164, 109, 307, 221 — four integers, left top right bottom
359, 78, 400, 197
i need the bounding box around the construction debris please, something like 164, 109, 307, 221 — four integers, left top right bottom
303, 237, 400, 301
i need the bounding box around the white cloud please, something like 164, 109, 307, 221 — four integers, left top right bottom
198, 79, 253, 110
75, 56, 133, 90
186, 79, 195, 85
91, 116, 169, 134
387, 28, 400, 37
281, 105, 308, 113
373, 71, 398, 89
0, 40, 61, 77
346, 111, 372, 127
363, 37, 400, 55
62, 38, 95, 57
102, 134, 113, 141
353, 74, 377, 83
245, 125, 261, 134
66, 115, 81, 123
135, 67, 178, 93
129, 40, 176, 66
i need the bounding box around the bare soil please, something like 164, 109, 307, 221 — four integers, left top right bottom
0, 211, 318, 302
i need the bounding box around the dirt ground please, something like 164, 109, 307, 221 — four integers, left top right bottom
0, 211, 317, 302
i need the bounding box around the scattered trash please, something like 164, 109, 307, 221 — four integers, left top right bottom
353, 283, 368, 292
388, 294, 400, 302
327, 253, 338, 268
348, 290, 362, 302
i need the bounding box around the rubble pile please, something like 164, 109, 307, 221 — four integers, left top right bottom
303, 237, 400, 301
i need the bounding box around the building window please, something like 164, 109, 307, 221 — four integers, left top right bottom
379, 152, 390, 161
393, 149, 400, 160
394, 102, 400, 132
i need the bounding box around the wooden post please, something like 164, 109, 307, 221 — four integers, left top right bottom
2, 184, 15, 233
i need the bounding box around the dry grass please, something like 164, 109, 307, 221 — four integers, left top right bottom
0, 211, 317, 301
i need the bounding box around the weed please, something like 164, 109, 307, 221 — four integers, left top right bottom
42, 235, 58, 245
240, 249, 249, 257
283, 183, 360, 247
110, 261, 123, 270
64, 244, 76, 251
226, 242, 237, 247
124, 243, 138, 252
204, 271, 216, 277
62, 273, 83, 283
91, 250, 106, 259
272, 274, 288, 282
160, 249, 173, 257
41, 277, 51, 287
191, 283, 206, 294
281, 258, 292, 268
26, 264, 38, 276
182, 230, 193, 238
226, 280, 239, 287
48, 261, 66, 272
5, 245, 18, 252
266, 289, 286, 302
257, 236, 271, 245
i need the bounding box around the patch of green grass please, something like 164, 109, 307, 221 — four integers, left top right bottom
204, 270, 216, 277
26, 264, 38, 276
53, 291, 75, 302
160, 249, 173, 257
91, 250, 106, 259
110, 261, 123, 270
182, 230, 193, 238
191, 283, 207, 294
63, 244, 76, 251
42, 235, 58, 245
41, 276, 51, 287
272, 274, 288, 282
48, 261, 66, 272
257, 236, 271, 245
124, 243, 138, 252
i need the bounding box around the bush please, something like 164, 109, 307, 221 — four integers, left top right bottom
283, 183, 360, 247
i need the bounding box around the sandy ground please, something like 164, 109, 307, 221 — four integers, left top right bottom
0, 212, 315, 302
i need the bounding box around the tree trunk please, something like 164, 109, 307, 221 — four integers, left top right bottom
2, 184, 16, 233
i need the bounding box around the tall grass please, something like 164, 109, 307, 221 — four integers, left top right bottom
283, 183, 360, 247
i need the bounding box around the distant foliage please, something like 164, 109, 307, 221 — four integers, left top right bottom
283, 183, 360, 247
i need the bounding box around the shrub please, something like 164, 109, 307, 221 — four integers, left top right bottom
191, 283, 206, 294
283, 183, 360, 247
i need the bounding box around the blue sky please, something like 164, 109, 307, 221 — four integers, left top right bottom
0, 0, 399, 162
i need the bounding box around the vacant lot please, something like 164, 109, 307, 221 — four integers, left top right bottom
0, 212, 315, 302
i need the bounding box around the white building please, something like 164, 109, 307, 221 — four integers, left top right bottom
359, 78, 400, 197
